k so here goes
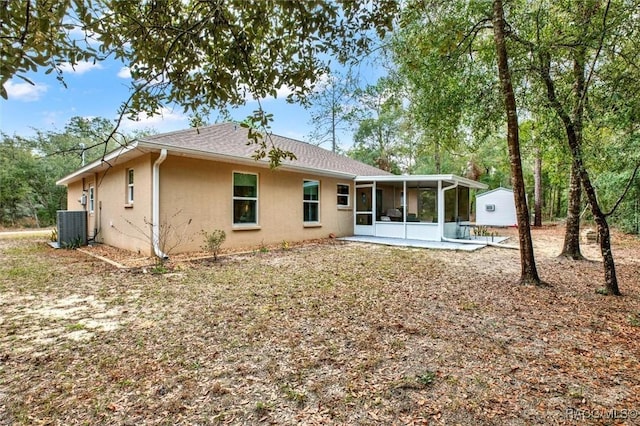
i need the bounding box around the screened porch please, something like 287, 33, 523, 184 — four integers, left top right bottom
353, 175, 488, 242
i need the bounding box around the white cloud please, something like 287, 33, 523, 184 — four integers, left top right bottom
121, 107, 188, 132
59, 61, 103, 75
117, 67, 132, 79
4, 80, 48, 101
244, 84, 295, 103
273, 85, 295, 99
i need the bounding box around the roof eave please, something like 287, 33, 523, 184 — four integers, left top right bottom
354, 174, 488, 189
56, 142, 141, 186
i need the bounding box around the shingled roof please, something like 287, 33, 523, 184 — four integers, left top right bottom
138, 122, 389, 177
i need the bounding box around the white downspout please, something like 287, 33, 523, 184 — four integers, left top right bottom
152, 149, 168, 259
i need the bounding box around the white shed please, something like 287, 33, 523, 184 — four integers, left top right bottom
476, 187, 517, 227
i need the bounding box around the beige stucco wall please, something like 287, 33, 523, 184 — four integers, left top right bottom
65, 176, 97, 239
66, 155, 155, 255
157, 155, 355, 254
66, 181, 84, 213
98, 154, 154, 255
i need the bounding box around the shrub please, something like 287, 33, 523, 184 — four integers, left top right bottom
201, 229, 226, 260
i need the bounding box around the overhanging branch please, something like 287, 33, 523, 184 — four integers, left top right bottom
604, 162, 640, 217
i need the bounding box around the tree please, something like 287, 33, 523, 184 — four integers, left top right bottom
0, 135, 34, 225
516, 0, 638, 294
2, 1, 399, 166
393, 1, 541, 285
492, 0, 541, 285
306, 71, 358, 152
0, 117, 140, 227
95, 0, 398, 165
6, 1, 637, 293
0, 0, 101, 99
392, 2, 502, 176
347, 78, 404, 173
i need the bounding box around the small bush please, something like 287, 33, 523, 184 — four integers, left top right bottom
416, 371, 437, 387
61, 235, 84, 249
201, 229, 226, 260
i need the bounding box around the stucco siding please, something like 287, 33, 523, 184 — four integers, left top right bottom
66, 181, 84, 212
157, 155, 354, 253
65, 177, 97, 239
91, 154, 154, 255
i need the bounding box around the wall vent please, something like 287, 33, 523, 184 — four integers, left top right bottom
485, 204, 496, 212
57, 210, 87, 247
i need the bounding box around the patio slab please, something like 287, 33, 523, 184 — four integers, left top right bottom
339, 236, 488, 251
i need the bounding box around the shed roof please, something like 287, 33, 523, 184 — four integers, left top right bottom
476, 187, 513, 198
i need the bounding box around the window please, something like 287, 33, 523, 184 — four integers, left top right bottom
127, 169, 134, 204
337, 184, 350, 207
303, 180, 320, 222
89, 186, 95, 213
233, 172, 258, 225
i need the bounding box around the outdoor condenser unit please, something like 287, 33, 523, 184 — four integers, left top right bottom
57, 210, 87, 247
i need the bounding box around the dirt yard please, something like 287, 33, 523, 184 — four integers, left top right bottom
1, 225, 639, 425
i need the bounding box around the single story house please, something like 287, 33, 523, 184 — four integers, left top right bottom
476, 187, 517, 227
56, 123, 486, 257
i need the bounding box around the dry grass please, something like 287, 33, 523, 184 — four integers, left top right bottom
1, 226, 639, 425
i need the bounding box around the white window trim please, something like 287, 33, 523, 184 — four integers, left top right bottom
232, 171, 259, 228
126, 169, 134, 204
88, 185, 95, 214
337, 183, 351, 208
303, 179, 320, 224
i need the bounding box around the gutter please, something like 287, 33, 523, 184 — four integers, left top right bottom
152, 149, 168, 259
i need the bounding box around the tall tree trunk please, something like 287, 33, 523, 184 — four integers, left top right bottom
331, 89, 337, 153
560, 161, 583, 259
533, 146, 543, 227
538, 50, 621, 295
579, 158, 620, 295
434, 140, 441, 174
555, 185, 562, 218
547, 185, 555, 220
493, 0, 542, 286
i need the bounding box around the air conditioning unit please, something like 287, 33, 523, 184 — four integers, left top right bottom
57, 210, 87, 247
485, 204, 496, 212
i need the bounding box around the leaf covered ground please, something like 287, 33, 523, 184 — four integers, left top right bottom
1, 226, 639, 425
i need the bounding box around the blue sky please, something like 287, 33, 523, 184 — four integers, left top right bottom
1, 57, 382, 150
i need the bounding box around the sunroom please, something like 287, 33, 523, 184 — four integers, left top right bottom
353, 175, 488, 242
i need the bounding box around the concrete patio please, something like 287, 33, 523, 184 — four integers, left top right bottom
338, 235, 497, 251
